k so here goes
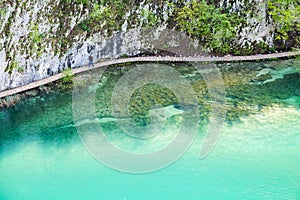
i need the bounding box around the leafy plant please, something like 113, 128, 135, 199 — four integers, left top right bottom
79, 21, 91, 32
17, 66, 24, 73
30, 25, 43, 43
5, 60, 18, 74
88, 3, 117, 33
268, 0, 300, 41
0, 7, 6, 18
62, 67, 74, 83
175, 0, 241, 54
140, 8, 159, 27
76, 0, 89, 5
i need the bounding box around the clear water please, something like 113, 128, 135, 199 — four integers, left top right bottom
0, 61, 300, 199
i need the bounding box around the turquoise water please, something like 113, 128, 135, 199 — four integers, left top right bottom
0, 62, 300, 199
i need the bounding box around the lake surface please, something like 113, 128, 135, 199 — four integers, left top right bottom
0, 60, 299, 199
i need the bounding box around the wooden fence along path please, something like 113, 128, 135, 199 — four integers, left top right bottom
0, 51, 300, 98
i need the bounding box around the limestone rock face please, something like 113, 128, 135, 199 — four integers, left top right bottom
219, 0, 274, 47
0, 0, 285, 91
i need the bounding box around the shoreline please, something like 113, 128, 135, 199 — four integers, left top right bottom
1, 51, 300, 99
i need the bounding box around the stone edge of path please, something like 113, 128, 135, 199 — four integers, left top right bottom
1, 51, 300, 99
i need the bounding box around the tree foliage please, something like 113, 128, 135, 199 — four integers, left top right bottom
175, 0, 242, 54
268, 0, 300, 41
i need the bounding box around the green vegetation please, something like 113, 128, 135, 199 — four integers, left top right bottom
174, 0, 242, 54
17, 66, 25, 73
79, 20, 91, 32
71, 1, 125, 36
62, 67, 74, 83
56, 67, 76, 90
29, 25, 44, 44
268, 0, 300, 50
88, 3, 117, 34
140, 8, 159, 28
268, 0, 300, 40
27, 24, 46, 59
76, 0, 89, 5
5, 60, 18, 74
0, 7, 6, 18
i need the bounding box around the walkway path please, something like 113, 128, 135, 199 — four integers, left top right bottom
0, 51, 299, 98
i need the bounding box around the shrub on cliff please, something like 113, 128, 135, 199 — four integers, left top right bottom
268, 0, 300, 50
174, 0, 242, 54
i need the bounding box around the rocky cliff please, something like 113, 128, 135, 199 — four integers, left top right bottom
0, 0, 299, 91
